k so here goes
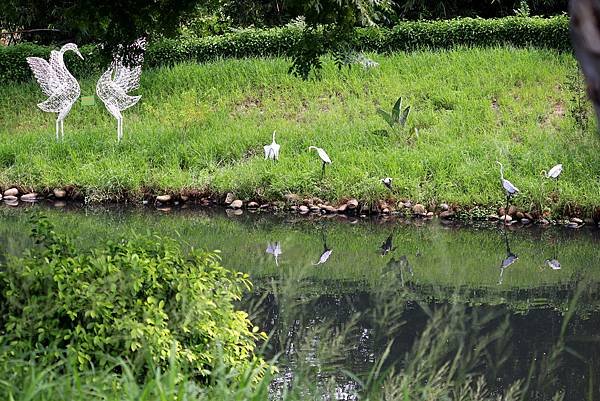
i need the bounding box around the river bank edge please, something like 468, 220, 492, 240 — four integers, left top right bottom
2, 185, 599, 228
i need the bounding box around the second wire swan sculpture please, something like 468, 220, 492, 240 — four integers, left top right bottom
96, 38, 146, 142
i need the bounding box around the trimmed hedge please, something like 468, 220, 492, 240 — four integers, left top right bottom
0, 16, 570, 85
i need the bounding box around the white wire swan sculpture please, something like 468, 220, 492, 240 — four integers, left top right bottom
96, 38, 146, 142
26, 43, 84, 140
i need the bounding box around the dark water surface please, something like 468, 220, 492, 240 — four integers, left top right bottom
0, 204, 599, 399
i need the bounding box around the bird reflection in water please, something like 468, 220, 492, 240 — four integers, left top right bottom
386, 255, 413, 286
498, 228, 519, 285
543, 235, 561, 270
544, 258, 561, 270
379, 233, 396, 256
266, 241, 282, 266
313, 230, 333, 266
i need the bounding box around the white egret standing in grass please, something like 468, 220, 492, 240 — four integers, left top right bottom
263, 131, 280, 160
545, 163, 563, 197
496, 161, 519, 223
381, 177, 393, 190
308, 146, 332, 178
26, 43, 84, 140
546, 164, 563, 179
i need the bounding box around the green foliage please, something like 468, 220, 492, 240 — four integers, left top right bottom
1, 47, 598, 213
0, 215, 266, 375
0, 16, 570, 84
0, 0, 199, 48
566, 67, 590, 132
377, 96, 411, 129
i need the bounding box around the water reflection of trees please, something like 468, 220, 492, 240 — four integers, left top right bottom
248, 275, 600, 400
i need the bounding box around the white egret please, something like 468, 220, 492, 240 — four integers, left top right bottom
546, 164, 563, 179
496, 161, 519, 223
263, 131, 280, 160
96, 38, 146, 142
308, 146, 332, 178
26, 43, 84, 140
381, 177, 393, 190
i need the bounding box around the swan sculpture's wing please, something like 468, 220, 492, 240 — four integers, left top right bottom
97, 38, 146, 113
114, 38, 146, 93
26, 52, 62, 97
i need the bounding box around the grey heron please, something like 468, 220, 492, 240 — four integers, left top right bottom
496, 161, 519, 224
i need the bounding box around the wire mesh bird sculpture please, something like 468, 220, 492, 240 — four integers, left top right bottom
308, 146, 332, 178
496, 161, 519, 224
26, 43, 84, 141
96, 38, 146, 142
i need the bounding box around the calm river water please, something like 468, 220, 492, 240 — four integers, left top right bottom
0, 204, 598, 400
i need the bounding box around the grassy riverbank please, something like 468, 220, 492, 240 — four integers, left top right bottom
1, 47, 599, 215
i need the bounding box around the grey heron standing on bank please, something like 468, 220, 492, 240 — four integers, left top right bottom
26, 43, 84, 140
308, 146, 332, 178
496, 161, 519, 223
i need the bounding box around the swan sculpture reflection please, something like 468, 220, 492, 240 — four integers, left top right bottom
26, 43, 84, 140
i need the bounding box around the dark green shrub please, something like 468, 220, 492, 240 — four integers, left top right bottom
0, 16, 570, 84
0, 215, 267, 376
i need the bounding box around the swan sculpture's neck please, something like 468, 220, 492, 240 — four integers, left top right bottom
57, 47, 79, 86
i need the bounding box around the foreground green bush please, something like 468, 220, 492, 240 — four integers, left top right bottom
0, 215, 266, 376
0, 16, 569, 84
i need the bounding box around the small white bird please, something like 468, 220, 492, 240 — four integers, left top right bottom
496, 161, 519, 223
381, 177, 393, 190
546, 164, 563, 179
26, 43, 84, 140
308, 146, 332, 178
263, 131, 280, 160
266, 241, 282, 266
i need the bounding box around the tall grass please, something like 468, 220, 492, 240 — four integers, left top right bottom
1, 48, 598, 213
1, 277, 589, 400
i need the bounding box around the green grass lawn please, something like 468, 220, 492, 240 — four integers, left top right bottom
1, 47, 599, 214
